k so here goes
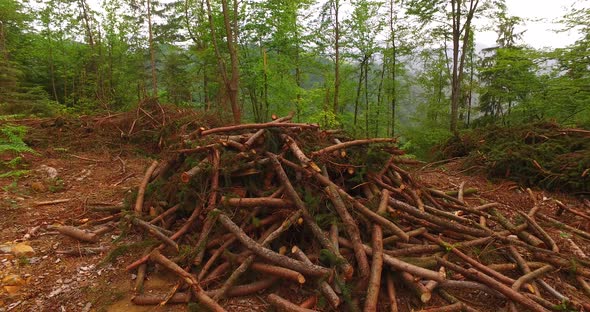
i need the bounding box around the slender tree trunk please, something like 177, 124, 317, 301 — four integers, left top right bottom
450, 0, 461, 134
324, 82, 330, 126
295, 41, 302, 122
62, 46, 68, 105
262, 47, 269, 120
0, 21, 6, 59
437, 52, 444, 107
450, 0, 479, 134
96, 29, 107, 108
47, 31, 59, 102
79, 0, 103, 103
391, 46, 397, 137
467, 44, 474, 127
353, 58, 366, 128
221, 0, 241, 124
375, 56, 386, 137
78, 0, 95, 47
108, 40, 114, 102
204, 64, 210, 110
364, 55, 370, 138
147, 0, 158, 97
205, 0, 230, 114
389, 0, 397, 137
333, 0, 340, 115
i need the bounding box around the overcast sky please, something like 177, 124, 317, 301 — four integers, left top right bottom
478, 0, 584, 49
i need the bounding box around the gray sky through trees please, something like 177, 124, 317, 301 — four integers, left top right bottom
84, 0, 585, 49
477, 0, 584, 49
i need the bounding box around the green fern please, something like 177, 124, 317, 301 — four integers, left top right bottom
0, 124, 37, 155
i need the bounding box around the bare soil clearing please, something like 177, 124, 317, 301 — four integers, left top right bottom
1, 116, 589, 312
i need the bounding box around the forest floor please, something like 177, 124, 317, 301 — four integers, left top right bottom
0, 117, 588, 312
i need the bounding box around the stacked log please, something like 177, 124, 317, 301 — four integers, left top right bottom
60, 113, 590, 311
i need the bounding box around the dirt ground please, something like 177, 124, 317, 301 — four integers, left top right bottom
1, 118, 589, 311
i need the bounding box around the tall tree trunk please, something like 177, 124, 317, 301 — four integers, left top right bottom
353, 58, 366, 128
262, 47, 269, 120
450, 0, 461, 134
295, 41, 302, 122
467, 43, 474, 127
205, 0, 241, 124
221, 0, 241, 124
96, 29, 107, 108
206, 0, 230, 117
0, 21, 6, 59
147, 0, 158, 97
333, 0, 340, 115
450, 0, 479, 134
78, 0, 95, 47
62, 46, 68, 105
47, 30, 59, 102
364, 55, 370, 138
389, 0, 397, 137
78, 0, 102, 103
204, 64, 210, 110
108, 40, 114, 102
375, 56, 386, 137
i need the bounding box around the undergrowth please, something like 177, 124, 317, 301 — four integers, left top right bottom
0, 124, 36, 155
441, 122, 590, 192
0, 124, 37, 181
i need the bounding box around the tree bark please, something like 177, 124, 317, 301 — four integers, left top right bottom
146, 0, 157, 97
135, 160, 159, 216
220, 0, 241, 123
148, 250, 225, 312
364, 190, 388, 311
216, 211, 330, 277
267, 294, 318, 312
450, 0, 479, 134
333, 0, 340, 114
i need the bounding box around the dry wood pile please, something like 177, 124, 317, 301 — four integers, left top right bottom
59, 113, 590, 311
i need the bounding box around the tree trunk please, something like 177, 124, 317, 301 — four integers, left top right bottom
78, 0, 95, 47
467, 43, 474, 127
263, 47, 269, 121
364, 55, 370, 138
0, 21, 6, 59
221, 0, 241, 124
353, 57, 365, 128
389, 0, 397, 137
295, 42, 302, 122
147, 0, 158, 97
375, 55, 386, 137
450, 0, 461, 134
333, 0, 340, 115
450, 0, 479, 134
47, 30, 59, 102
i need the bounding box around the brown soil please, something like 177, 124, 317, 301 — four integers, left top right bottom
1, 117, 589, 311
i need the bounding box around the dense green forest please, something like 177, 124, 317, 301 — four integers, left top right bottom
0, 0, 589, 157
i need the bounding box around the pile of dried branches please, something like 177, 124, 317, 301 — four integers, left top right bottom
60, 113, 590, 311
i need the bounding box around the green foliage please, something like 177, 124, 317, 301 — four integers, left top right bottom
400, 125, 452, 160
333, 274, 359, 312
319, 249, 343, 267
0, 124, 36, 181
101, 239, 158, 265
2, 181, 19, 193
0, 170, 29, 179
0, 124, 36, 155
552, 300, 577, 312
48, 178, 65, 193
449, 122, 590, 192
17, 256, 30, 266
